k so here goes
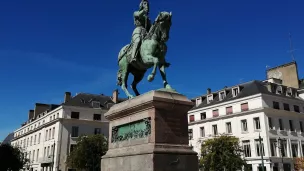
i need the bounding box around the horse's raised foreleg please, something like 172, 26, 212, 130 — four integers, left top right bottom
131, 70, 145, 96
147, 57, 159, 82
159, 64, 174, 90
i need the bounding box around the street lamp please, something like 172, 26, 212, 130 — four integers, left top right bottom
274, 137, 286, 170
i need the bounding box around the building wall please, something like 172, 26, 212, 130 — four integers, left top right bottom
267, 62, 299, 88
189, 93, 304, 171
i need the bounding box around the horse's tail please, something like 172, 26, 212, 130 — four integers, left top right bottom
117, 45, 130, 86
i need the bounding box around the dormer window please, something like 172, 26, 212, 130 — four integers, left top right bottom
196, 97, 202, 106
219, 91, 226, 101
232, 87, 240, 97
276, 86, 283, 94
92, 101, 101, 108
286, 88, 293, 96
207, 95, 213, 104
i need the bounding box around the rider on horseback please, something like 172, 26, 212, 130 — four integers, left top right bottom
130, 0, 151, 63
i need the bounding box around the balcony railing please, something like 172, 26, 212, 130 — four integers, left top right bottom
39, 155, 54, 163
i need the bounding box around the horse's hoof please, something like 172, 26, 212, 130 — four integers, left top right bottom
165, 84, 173, 90
147, 75, 154, 82
128, 95, 134, 99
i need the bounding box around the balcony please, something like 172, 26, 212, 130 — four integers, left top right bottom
39, 155, 54, 164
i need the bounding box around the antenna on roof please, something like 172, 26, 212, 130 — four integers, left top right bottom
289, 32, 296, 61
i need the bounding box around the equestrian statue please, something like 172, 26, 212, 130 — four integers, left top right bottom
117, 0, 174, 99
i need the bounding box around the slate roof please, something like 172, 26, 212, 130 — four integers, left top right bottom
63, 93, 127, 109
191, 80, 303, 110
2, 133, 14, 144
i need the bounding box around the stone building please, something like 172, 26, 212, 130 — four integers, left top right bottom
188, 61, 304, 171
10, 90, 124, 171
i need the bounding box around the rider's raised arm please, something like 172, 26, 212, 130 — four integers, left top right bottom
134, 9, 147, 18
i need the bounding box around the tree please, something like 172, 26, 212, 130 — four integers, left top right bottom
294, 157, 304, 171
0, 143, 29, 171
199, 135, 248, 171
66, 134, 108, 171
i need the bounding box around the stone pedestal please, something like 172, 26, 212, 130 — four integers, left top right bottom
101, 90, 198, 171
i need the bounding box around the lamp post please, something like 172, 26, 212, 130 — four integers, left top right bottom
259, 134, 265, 171
274, 137, 285, 171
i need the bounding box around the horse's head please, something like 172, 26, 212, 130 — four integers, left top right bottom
155, 11, 172, 42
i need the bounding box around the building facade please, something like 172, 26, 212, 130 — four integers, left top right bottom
10, 90, 123, 171
188, 62, 304, 171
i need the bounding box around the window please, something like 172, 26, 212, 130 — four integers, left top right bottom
45, 130, 48, 141
30, 136, 33, 146
279, 119, 284, 130
27, 138, 29, 147
287, 88, 293, 96
72, 126, 79, 137
34, 135, 37, 145
93, 114, 102, 121
50, 116, 52, 121
207, 95, 213, 104
268, 117, 273, 130
242, 140, 251, 157
57, 113, 59, 118
188, 129, 193, 140
200, 127, 205, 137
219, 91, 226, 101
196, 97, 202, 106
254, 117, 261, 130
276, 86, 282, 94
70, 144, 76, 153
38, 133, 41, 144
283, 103, 290, 111
300, 121, 303, 132
92, 101, 101, 108
255, 139, 265, 156
29, 151, 31, 161
212, 125, 218, 135
71, 112, 80, 119
212, 109, 219, 117
289, 120, 294, 131
226, 122, 232, 134
189, 115, 195, 122
270, 139, 277, 156
47, 146, 50, 156
200, 112, 206, 120
280, 139, 287, 157
49, 129, 51, 140
94, 128, 101, 135
51, 145, 54, 155
241, 120, 248, 132
241, 103, 249, 112
52, 127, 55, 139
273, 101, 280, 109
226, 106, 233, 115
36, 149, 39, 161
294, 105, 300, 113
44, 147, 46, 157
232, 87, 239, 97
33, 150, 35, 162
291, 142, 298, 157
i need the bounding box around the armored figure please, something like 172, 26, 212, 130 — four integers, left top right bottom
130, 0, 151, 62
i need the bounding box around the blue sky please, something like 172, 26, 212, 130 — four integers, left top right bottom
0, 0, 303, 140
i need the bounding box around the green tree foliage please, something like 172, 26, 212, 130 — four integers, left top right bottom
0, 143, 29, 171
66, 134, 108, 171
199, 135, 248, 171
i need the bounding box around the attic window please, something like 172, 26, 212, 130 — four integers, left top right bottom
219, 91, 226, 101
207, 95, 213, 104
196, 97, 202, 106
232, 87, 239, 97
286, 88, 293, 96
276, 86, 283, 94
92, 101, 101, 108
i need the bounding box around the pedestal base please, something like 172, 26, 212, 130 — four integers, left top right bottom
101, 90, 198, 171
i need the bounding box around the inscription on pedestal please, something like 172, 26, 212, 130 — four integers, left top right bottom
111, 117, 151, 143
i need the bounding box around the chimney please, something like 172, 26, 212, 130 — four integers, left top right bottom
64, 92, 71, 103
34, 103, 51, 118
207, 88, 211, 94
28, 110, 34, 120
112, 89, 119, 104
